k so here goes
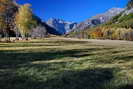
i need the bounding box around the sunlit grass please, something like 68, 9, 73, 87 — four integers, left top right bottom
0, 37, 133, 89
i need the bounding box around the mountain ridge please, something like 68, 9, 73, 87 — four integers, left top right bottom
46, 8, 125, 35
73, 7, 125, 31
47, 18, 77, 34
67, 6, 133, 41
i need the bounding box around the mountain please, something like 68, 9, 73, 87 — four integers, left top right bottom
31, 16, 62, 37
122, 8, 133, 15
74, 8, 125, 31
68, 7, 133, 41
47, 8, 124, 35
47, 18, 77, 34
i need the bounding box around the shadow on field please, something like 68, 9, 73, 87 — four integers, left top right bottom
43, 68, 114, 89
48, 40, 90, 45
0, 43, 61, 48
117, 84, 133, 89
0, 40, 90, 48
0, 47, 112, 69
0, 68, 115, 89
114, 55, 133, 62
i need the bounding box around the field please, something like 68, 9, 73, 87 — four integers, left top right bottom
0, 37, 133, 89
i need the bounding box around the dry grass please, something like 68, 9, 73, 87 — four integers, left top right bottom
0, 37, 133, 89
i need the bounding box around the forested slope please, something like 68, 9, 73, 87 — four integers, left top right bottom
68, 0, 133, 41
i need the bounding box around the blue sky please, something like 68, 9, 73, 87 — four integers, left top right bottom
18, 0, 128, 22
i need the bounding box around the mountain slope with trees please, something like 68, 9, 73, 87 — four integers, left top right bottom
68, 0, 133, 41
73, 8, 124, 31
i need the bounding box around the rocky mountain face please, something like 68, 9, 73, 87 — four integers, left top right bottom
122, 8, 133, 15
47, 18, 77, 34
46, 8, 124, 35
31, 16, 62, 36
74, 8, 125, 31
45, 8, 125, 35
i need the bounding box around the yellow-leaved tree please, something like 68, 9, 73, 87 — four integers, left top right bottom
15, 4, 37, 40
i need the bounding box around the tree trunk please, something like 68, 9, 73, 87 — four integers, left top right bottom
15, 30, 19, 40
0, 34, 2, 42
3, 30, 10, 42
21, 34, 25, 40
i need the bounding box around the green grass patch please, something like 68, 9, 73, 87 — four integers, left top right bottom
0, 38, 133, 89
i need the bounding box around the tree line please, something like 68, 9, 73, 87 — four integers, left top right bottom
0, 0, 48, 42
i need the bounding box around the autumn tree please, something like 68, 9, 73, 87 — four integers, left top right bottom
0, 0, 17, 41
15, 4, 37, 40
0, 0, 10, 40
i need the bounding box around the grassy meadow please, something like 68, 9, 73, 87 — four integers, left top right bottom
0, 37, 133, 89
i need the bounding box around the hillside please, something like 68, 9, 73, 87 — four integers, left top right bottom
68, 6, 133, 41
67, 0, 133, 40
73, 8, 124, 31
32, 16, 62, 36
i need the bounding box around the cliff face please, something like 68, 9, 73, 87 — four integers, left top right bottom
47, 18, 77, 34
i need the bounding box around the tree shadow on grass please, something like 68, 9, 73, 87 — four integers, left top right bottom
40, 40, 90, 45
44, 68, 115, 89
0, 47, 112, 69
117, 84, 133, 89
114, 55, 133, 62
0, 40, 90, 48
0, 68, 115, 89
104, 55, 133, 64
0, 43, 61, 48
